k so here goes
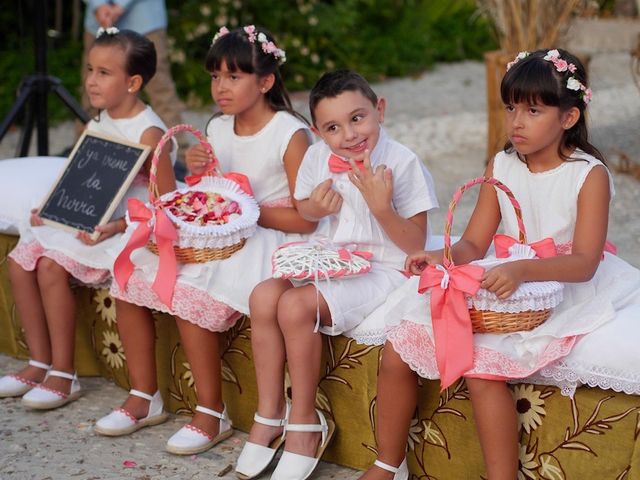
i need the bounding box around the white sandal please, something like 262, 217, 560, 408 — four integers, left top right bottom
0, 359, 51, 398
236, 402, 291, 479
270, 409, 335, 480
21, 369, 82, 410
374, 458, 409, 480
166, 404, 233, 455
94, 389, 168, 436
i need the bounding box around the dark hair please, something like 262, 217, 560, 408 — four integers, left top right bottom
91, 29, 157, 89
205, 27, 307, 124
308, 70, 378, 125
500, 48, 605, 164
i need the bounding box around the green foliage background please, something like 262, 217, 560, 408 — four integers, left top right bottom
0, 0, 496, 123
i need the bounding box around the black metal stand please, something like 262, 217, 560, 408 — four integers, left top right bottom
0, 0, 90, 157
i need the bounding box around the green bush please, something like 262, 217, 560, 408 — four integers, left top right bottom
165, 0, 496, 107
0, 0, 495, 123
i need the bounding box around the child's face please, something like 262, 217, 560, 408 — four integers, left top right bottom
312, 90, 385, 159
505, 100, 579, 163
209, 60, 270, 116
86, 45, 132, 114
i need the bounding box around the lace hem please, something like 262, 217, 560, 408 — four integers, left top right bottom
9, 240, 110, 287
526, 361, 640, 397
344, 328, 386, 346
387, 321, 578, 380
110, 271, 238, 333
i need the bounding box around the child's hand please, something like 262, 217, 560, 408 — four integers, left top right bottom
77, 219, 125, 246
308, 178, 343, 218
405, 250, 441, 276
348, 149, 393, 216
481, 262, 525, 299
29, 209, 44, 227
185, 144, 212, 175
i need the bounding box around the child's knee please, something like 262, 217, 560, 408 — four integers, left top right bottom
36, 257, 66, 285
276, 288, 313, 330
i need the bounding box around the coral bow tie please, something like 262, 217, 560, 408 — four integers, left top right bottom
328, 154, 365, 173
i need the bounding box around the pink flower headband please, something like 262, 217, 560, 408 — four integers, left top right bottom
506, 50, 592, 105
211, 25, 287, 65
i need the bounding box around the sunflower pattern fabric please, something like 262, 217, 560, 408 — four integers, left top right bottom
1, 232, 640, 478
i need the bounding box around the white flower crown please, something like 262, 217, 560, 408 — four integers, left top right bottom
211, 25, 286, 65
506, 50, 592, 105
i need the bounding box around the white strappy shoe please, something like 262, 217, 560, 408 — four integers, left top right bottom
94, 389, 168, 436
270, 409, 336, 480
0, 359, 51, 398
374, 458, 409, 480
166, 404, 233, 455
236, 402, 291, 479
21, 369, 82, 410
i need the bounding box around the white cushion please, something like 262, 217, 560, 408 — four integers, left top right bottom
0, 156, 67, 235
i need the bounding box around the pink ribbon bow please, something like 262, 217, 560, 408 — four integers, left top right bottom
113, 199, 178, 307
494, 234, 557, 259
328, 153, 365, 173
419, 263, 485, 390
184, 165, 254, 197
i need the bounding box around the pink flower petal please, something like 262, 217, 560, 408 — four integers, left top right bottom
123, 460, 138, 468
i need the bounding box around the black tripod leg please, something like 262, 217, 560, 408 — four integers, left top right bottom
51, 79, 90, 124
18, 97, 36, 157
0, 83, 33, 142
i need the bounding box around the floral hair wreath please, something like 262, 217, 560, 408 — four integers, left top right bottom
506, 49, 592, 105
211, 25, 287, 65
96, 26, 119, 38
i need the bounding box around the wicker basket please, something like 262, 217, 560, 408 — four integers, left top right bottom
443, 176, 562, 333
143, 124, 259, 263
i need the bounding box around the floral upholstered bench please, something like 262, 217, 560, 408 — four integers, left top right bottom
1, 232, 639, 478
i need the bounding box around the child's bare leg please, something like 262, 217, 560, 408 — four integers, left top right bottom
466, 378, 518, 480
8, 258, 50, 382
246, 278, 293, 445
278, 285, 329, 457
115, 299, 158, 418
359, 343, 417, 480
175, 317, 223, 435
36, 258, 75, 394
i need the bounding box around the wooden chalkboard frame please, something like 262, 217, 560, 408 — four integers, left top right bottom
38, 130, 150, 239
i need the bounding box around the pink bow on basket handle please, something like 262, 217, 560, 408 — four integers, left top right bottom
423, 176, 526, 390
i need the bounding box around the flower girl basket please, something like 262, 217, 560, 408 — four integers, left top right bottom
440, 176, 563, 334
145, 124, 259, 263
113, 124, 259, 307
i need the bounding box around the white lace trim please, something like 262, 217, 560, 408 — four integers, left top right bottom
345, 328, 386, 346
525, 361, 640, 398
467, 252, 564, 312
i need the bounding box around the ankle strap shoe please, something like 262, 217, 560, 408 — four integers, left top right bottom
0, 359, 51, 398
236, 402, 291, 479
270, 409, 336, 480
21, 370, 82, 410
374, 458, 409, 480
94, 389, 168, 436
166, 404, 233, 455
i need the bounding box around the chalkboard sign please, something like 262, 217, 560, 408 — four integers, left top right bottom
39, 130, 150, 238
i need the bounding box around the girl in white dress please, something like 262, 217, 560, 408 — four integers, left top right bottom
360, 48, 640, 480
237, 70, 437, 480
96, 26, 316, 455
0, 29, 176, 409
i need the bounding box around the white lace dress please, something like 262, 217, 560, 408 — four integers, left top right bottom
383, 150, 640, 394
109, 111, 312, 332
9, 107, 175, 287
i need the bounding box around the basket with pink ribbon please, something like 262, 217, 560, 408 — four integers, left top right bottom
419, 176, 563, 388
114, 124, 259, 307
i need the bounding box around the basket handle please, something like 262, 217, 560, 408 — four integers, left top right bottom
443, 176, 526, 268
149, 124, 221, 203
